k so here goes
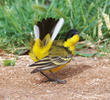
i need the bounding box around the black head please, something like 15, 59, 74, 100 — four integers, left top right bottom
65, 29, 79, 41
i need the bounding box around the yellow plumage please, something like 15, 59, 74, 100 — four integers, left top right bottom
46, 34, 79, 73
28, 18, 64, 62
29, 31, 79, 84
64, 34, 79, 55
20, 18, 63, 61
29, 34, 52, 61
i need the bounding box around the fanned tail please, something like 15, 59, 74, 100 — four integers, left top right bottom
37, 18, 58, 40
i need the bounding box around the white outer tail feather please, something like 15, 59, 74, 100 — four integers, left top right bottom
51, 18, 64, 41
34, 18, 64, 40
34, 25, 40, 39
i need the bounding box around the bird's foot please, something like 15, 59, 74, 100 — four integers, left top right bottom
43, 78, 66, 84
56, 79, 67, 84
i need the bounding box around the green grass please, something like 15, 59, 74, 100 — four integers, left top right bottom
3, 59, 16, 66
0, 0, 110, 53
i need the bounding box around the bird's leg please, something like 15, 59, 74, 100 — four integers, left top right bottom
49, 70, 66, 84
40, 71, 55, 82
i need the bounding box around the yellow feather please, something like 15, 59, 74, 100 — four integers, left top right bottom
29, 32, 79, 83
29, 34, 53, 62
64, 34, 79, 55
30, 34, 79, 72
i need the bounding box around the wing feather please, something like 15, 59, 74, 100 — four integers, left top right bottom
29, 55, 72, 73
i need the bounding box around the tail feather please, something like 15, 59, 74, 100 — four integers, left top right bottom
34, 25, 40, 39
51, 18, 64, 41
37, 18, 58, 40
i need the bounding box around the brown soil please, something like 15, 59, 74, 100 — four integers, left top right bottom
0, 50, 110, 100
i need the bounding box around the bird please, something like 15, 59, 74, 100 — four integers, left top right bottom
29, 29, 79, 84
21, 18, 64, 62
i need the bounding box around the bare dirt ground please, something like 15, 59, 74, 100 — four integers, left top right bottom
0, 49, 110, 100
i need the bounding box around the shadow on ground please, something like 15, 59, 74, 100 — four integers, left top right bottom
38, 64, 92, 83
